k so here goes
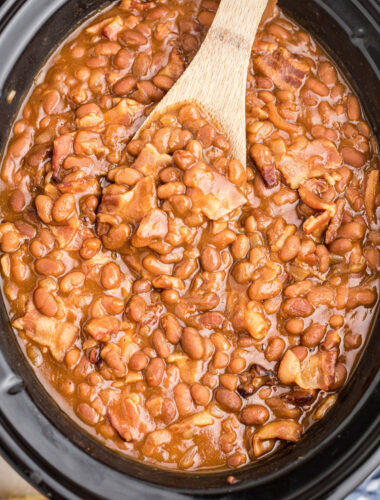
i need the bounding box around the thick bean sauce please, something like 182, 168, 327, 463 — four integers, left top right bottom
0, 0, 379, 471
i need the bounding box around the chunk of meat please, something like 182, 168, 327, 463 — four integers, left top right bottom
103, 16, 124, 41
50, 224, 93, 251
325, 198, 345, 244
133, 208, 168, 247
103, 98, 144, 126
275, 139, 342, 189
52, 133, 74, 179
158, 48, 185, 81
184, 162, 247, 220
57, 177, 100, 196
74, 131, 107, 157
253, 420, 302, 457
132, 143, 172, 177
98, 176, 157, 224
250, 144, 278, 187
254, 47, 310, 91
108, 393, 154, 441
12, 302, 77, 362
278, 349, 337, 391
364, 170, 379, 225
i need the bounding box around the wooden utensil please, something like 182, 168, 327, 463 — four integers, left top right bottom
135, 0, 268, 167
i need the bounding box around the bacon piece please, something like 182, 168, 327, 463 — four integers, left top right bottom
52, 133, 74, 180
108, 394, 154, 442
98, 176, 157, 225
249, 143, 278, 187
132, 143, 172, 177
132, 208, 168, 247
184, 162, 247, 220
275, 139, 342, 189
254, 47, 310, 91
12, 302, 77, 362
103, 16, 124, 41
103, 98, 144, 126
364, 169, 379, 225
158, 48, 185, 81
325, 198, 345, 244
278, 349, 337, 391
57, 177, 100, 196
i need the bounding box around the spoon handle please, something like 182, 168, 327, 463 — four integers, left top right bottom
145, 0, 268, 166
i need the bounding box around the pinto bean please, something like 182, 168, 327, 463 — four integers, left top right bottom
145, 358, 165, 387
200, 246, 221, 271
279, 234, 300, 261
33, 288, 58, 316
181, 327, 204, 360
240, 405, 269, 425
215, 389, 242, 411
283, 298, 314, 317
152, 329, 171, 359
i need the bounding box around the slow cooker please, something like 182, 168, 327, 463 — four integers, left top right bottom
0, 0, 379, 498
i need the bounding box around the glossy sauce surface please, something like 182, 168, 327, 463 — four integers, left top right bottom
0, 0, 379, 471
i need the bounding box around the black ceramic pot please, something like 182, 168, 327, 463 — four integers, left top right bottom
0, 0, 379, 499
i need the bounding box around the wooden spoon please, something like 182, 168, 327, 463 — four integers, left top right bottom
135, 0, 268, 167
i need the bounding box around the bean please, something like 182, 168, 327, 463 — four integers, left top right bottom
240, 405, 269, 425
145, 358, 165, 387
228, 356, 245, 374
161, 289, 180, 304
52, 194, 76, 222
161, 314, 182, 344
152, 329, 171, 359
279, 234, 300, 261
285, 318, 304, 335
181, 327, 204, 360
329, 238, 352, 255
33, 288, 58, 316
132, 53, 151, 78
120, 30, 147, 46
101, 262, 121, 289
60, 272, 85, 293
283, 298, 314, 317
80, 238, 101, 259
35, 258, 65, 277
132, 279, 152, 294
174, 258, 197, 279
341, 146, 366, 168
157, 181, 185, 199
200, 246, 221, 271
143, 254, 172, 275
126, 295, 146, 322
337, 222, 365, 240
208, 229, 236, 249
114, 76, 137, 95
228, 160, 246, 185
35, 195, 53, 223
347, 94, 360, 121
215, 388, 242, 412
213, 351, 229, 369
174, 383, 193, 416
191, 383, 210, 406
231, 235, 249, 259
103, 220, 129, 247
302, 324, 326, 348
9, 190, 25, 212
129, 351, 148, 371
248, 278, 282, 301
101, 296, 124, 315
265, 337, 285, 361
76, 403, 99, 426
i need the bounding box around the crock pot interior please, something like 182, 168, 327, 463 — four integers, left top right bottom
0, 0, 379, 499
